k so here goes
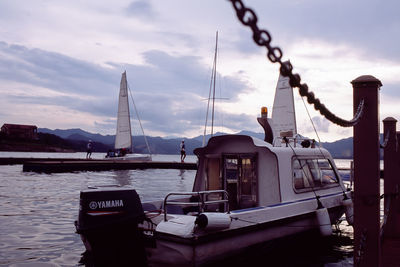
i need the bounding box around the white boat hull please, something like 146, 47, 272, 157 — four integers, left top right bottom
144, 191, 348, 266
147, 207, 344, 266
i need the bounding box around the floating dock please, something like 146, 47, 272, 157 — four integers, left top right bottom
0, 157, 197, 173
0, 157, 85, 165
22, 159, 197, 173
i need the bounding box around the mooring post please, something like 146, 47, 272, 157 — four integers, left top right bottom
352, 75, 382, 267
382, 117, 398, 238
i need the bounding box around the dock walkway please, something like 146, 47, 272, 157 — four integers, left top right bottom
0, 157, 197, 173
22, 159, 197, 173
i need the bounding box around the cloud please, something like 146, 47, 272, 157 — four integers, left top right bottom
311, 116, 330, 133
249, 0, 400, 62
0, 42, 116, 96
0, 0, 399, 142
125, 0, 156, 19
0, 41, 255, 137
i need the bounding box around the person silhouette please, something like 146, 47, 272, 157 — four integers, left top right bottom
86, 140, 93, 159
180, 140, 186, 162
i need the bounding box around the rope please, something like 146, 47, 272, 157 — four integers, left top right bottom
227, 0, 365, 127
301, 96, 322, 145
127, 83, 152, 156
380, 131, 390, 148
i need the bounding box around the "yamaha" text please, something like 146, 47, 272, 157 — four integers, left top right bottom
89, 200, 124, 209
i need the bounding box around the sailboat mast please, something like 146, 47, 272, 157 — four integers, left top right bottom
202, 31, 219, 147
210, 31, 218, 137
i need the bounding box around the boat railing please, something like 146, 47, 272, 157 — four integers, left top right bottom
163, 190, 229, 221
274, 136, 316, 147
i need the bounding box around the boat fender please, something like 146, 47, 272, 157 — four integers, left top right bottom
342, 198, 354, 226
315, 208, 332, 236
195, 213, 231, 230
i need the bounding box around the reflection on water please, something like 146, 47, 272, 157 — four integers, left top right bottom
178, 169, 185, 179
0, 153, 354, 266
111, 170, 133, 187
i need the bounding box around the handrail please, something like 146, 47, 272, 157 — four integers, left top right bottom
274, 136, 316, 147
163, 190, 229, 221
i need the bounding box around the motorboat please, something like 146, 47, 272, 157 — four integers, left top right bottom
75, 67, 354, 266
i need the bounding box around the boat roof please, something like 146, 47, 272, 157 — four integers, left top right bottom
194, 134, 332, 159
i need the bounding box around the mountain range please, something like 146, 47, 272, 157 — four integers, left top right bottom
38, 128, 356, 158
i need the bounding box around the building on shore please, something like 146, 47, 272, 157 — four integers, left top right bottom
1, 123, 38, 140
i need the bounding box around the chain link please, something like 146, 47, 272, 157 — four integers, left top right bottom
228, 0, 364, 127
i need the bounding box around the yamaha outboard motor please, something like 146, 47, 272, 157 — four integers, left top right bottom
75, 186, 147, 266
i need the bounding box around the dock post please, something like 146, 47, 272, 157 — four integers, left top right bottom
352, 75, 382, 267
381, 118, 400, 266
382, 118, 399, 237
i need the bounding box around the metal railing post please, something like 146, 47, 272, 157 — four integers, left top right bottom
352, 75, 382, 267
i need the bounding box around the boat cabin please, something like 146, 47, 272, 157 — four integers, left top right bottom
193, 135, 342, 212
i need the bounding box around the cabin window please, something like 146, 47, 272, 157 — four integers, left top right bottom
293, 158, 339, 191
223, 154, 257, 210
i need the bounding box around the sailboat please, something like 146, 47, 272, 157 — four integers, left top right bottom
105, 71, 152, 161
76, 65, 353, 266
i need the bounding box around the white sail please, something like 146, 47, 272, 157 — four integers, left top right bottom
271, 68, 297, 146
114, 71, 132, 150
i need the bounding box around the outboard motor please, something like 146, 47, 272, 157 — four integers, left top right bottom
75, 186, 147, 266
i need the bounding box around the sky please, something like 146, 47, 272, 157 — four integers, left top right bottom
0, 0, 399, 142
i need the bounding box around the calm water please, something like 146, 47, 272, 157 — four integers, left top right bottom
0, 152, 354, 267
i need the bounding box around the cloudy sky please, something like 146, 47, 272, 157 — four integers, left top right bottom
0, 0, 399, 142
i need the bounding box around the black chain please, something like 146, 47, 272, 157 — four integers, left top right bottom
228, 0, 364, 127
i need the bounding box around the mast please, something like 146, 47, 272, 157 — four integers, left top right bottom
211, 31, 218, 137
202, 31, 218, 146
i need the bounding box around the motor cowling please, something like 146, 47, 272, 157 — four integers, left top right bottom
75, 186, 147, 266
76, 186, 144, 233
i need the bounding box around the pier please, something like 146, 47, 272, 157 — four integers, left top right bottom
0, 157, 197, 173
0, 157, 85, 165
22, 159, 197, 173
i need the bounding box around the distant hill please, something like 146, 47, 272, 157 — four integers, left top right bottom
38, 128, 203, 154
0, 132, 75, 152
39, 128, 115, 145
320, 137, 353, 159
36, 128, 361, 158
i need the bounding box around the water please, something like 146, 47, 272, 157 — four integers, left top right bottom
0, 152, 354, 267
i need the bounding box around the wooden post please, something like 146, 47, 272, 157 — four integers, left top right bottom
352, 75, 382, 267
382, 117, 398, 237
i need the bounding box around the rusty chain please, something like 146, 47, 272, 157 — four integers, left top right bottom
227, 0, 364, 127
380, 131, 390, 148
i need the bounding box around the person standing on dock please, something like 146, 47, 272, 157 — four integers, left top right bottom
86, 140, 93, 159
180, 140, 186, 162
